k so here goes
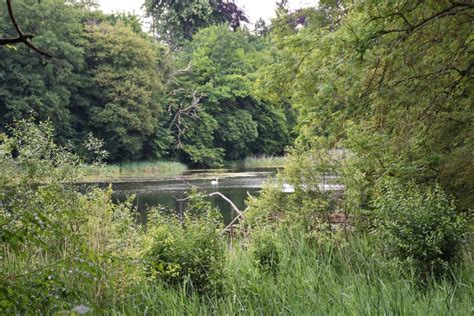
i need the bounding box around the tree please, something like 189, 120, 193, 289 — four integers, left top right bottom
143, 0, 248, 46
167, 25, 293, 166
265, 0, 473, 209
79, 22, 168, 161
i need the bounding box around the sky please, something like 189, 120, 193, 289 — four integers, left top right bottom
98, 0, 318, 24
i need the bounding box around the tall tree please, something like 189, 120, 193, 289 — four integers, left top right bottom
80, 22, 167, 161
143, 0, 248, 46
168, 25, 293, 166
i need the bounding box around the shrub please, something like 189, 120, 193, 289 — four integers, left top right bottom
245, 141, 343, 236
144, 191, 225, 295
0, 120, 143, 314
373, 182, 468, 277
251, 229, 281, 278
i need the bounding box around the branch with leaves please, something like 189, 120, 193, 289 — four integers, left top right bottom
0, 0, 51, 57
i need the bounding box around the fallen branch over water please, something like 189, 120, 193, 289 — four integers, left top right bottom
175, 191, 243, 217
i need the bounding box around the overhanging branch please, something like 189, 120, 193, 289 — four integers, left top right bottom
0, 0, 51, 57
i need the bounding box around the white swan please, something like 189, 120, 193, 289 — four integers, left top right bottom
211, 177, 219, 185
282, 183, 295, 193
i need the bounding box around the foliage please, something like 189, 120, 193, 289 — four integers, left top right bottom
0, 121, 472, 314
225, 155, 286, 169
1, 1, 292, 166
0, 120, 143, 314
168, 25, 293, 166
1, 0, 473, 313
78, 160, 187, 182
373, 182, 468, 277
264, 0, 473, 210
0, 1, 173, 163
81, 22, 167, 161
106, 231, 473, 315
245, 140, 343, 238
105, 12, 147, 37
144, 191, 225, 295
0, 0, 87, 143
251, 229, 281, 278
143, 0, 248, 46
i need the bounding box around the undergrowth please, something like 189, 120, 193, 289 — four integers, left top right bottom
1, 121, 472, 315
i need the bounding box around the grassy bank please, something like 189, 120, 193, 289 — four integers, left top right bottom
97, 232, 473, 315
78, 156, 284, 182
5, 227, 472, 315
3, 124, 471, 314
226, 155, 286, 169
78, 161, 187, 181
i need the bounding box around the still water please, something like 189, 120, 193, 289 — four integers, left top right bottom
106, 168, 278, 225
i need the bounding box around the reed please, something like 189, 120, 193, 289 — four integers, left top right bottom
78, 160, 187, 181
226, 155, 286, 169
105, 231, 473, 315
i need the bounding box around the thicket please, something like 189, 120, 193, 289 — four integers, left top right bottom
373, 182, 468, 278
143, 192, 226, 295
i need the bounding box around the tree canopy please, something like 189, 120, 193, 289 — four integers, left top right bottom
264, 0, 473, 209
0, 0, 294, 165
144, 0, 248, 46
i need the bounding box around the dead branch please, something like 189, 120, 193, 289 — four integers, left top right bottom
176, 191, 243, 216
168, 88, 203, 148
0, 0, 51, 57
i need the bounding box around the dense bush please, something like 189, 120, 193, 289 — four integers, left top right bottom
251, 229, 281, 278
373, 182, 468, 277
144, 191, 225, 295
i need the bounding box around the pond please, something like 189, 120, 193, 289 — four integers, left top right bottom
95, 168, 279, 225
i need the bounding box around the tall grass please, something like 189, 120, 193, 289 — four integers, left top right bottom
78, 161, 187, 181
104, 231, 473, 315
226, 155, 286, 169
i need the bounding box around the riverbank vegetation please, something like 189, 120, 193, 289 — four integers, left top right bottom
225, 155, 286, 169
1, 0, 473, 314
78, 156, 284, 182
78, 161, 188, 182
1, 107, 471, 316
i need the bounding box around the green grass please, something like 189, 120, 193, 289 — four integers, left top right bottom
226, 155, 286, 169
4, 229, 472, 315
103, 232, 473, 315
78, 160, 187, 181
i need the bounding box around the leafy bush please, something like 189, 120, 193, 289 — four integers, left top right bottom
144, 191, 225, 295
251, 229, 281, 278
0, 120, 143, 314
373, 182, 468, 277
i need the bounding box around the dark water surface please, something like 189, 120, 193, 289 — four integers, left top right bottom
101, 168, 278, 225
